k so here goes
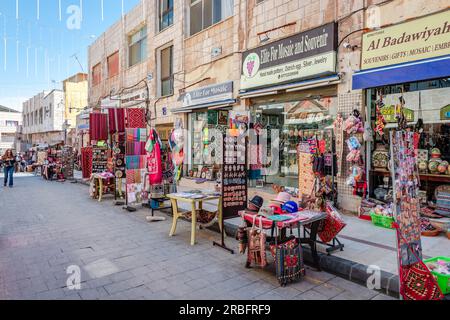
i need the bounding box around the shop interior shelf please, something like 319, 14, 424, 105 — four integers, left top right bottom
372, 170, 450, 183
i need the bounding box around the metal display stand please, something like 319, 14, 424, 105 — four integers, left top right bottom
213, 134, 248, 254
305, 129, 344, 255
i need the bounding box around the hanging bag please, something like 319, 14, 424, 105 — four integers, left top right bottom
273, 225, 305, 286
318, 203, 347, 243
396, 226, 443, 301
246, 215, 267, 268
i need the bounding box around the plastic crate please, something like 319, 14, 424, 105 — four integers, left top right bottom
370, 212, 395, 229
424, 257, 450, 295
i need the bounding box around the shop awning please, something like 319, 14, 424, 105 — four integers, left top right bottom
352, 55, 450, 90
238, 75, 341, 99
171, 99, 237, 114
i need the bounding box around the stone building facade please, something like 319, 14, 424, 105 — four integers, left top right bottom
87, 0, 450, 213
22, 90, 66, 147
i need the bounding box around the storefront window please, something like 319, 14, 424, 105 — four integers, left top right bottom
250, 97, 338, 188
369, 78, 450, 202
188, 110, 229, 179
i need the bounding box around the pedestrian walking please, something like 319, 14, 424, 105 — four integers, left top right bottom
2, 149, 16, 188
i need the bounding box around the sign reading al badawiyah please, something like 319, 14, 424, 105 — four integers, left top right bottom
361, 10, 450, 70
240, 23, 337, 91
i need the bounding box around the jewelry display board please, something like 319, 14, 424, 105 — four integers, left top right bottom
92, 146, 108, 174
222, 135, 247, 219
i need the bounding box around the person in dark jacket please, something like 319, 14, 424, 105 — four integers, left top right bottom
2, 149, 16, 188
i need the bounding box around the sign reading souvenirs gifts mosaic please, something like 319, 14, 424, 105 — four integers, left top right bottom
222, 135, 247, 219
361, 10, 450, 70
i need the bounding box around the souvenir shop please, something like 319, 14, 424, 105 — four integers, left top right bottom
40, 143, 75, 181
239, 23, 342, 199
172, 81, 237, 184
352, 10, 450, 299
82, 94, 176, 208
353, 9, 450, 240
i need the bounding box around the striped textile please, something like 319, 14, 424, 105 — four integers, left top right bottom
89, 113, 108, 142
436, 192, 450, 217
108, 108, 126, 133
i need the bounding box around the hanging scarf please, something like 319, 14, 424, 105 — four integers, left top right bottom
108, 108, 126, 133
333, 114, 344, 177
89, 113, 108, 142
147, 129, 163, 185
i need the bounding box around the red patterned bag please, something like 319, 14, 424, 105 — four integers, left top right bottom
396, 226, 443, 301
400, 262, 443, 300
318, 203, 346, 243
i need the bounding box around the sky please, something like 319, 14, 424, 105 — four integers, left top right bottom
0, 0, 141, 111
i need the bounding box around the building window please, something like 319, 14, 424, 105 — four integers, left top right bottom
129, 26, 147, 67
5, 121, 19, 127
159, 0, 174, 31
190, 0, 234, 36
39, 109, 43, 124
107, 51, 119, 78
160, 45, 174, 97
92, 63, 102, 86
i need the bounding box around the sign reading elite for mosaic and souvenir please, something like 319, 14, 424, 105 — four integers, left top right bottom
241, 23, 337, 90
361, 10, 450, 70
222, 135, 247, 219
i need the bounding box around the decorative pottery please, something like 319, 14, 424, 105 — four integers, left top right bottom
372, 145, 389, 169
418, 160, 429, 173
431, 148, 441, 159
428, 160, 441, 174
438, 161, 449, 174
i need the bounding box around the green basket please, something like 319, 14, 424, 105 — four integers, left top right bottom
424, 257, 450, 295
370, 212, 395, 229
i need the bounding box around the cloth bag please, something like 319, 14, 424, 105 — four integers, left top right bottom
271, 234, 305, 286
319, 203, 347, 243
246, 215, 267, 268
396, 226, 443, 300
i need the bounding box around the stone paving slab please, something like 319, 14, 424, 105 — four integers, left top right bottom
0, 176, 395, 300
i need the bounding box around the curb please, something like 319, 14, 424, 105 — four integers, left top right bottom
223, 219, 400, 298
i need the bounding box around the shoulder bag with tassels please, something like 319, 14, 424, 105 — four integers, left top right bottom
396, 225, 444, 300
246, 215, 267, 268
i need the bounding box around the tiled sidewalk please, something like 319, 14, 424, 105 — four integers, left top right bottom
0, 176, 394, 300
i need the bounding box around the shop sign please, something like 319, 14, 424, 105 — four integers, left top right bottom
441, 104, 450, 120
380, 105, 415, 123
241, 23, 337, 90
120, 88, 148, 108
361, 10, 450, 70
179, 81, 234, 108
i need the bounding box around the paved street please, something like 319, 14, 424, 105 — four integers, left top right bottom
0, 175, 395, 300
